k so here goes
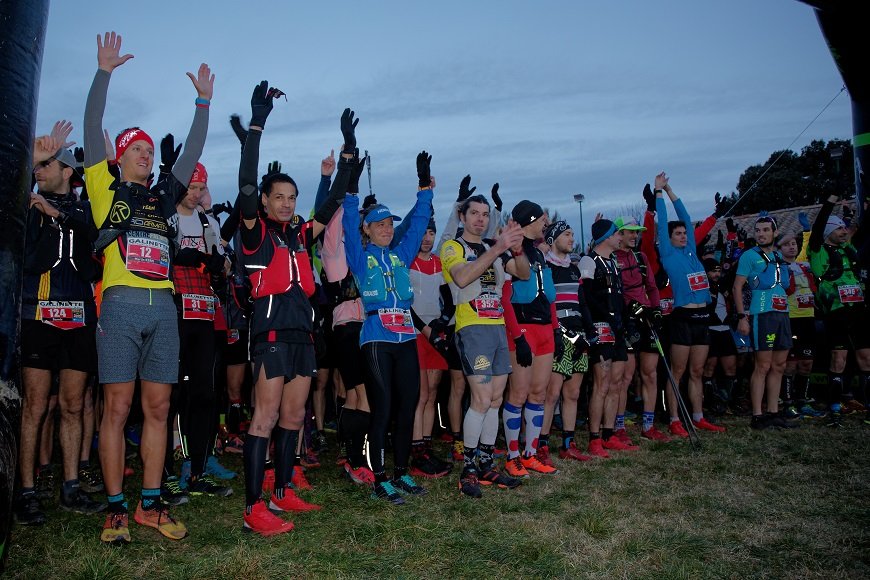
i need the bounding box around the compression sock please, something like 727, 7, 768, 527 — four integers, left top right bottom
480, 407, 500, 446
781, 374, 795, 405
243, 435, 269, 507
502, 402, 523, 459
642, 412, 654, 432
273, 427, 298, 499
463, 408, 485, 454
523, 403, 544, 456
796, 373, 811, 403
615, 414, 625, 431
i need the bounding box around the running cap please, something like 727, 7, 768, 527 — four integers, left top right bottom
614, 216, 646, 232
364, 204, 402, 224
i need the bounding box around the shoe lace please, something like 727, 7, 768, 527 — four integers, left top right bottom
399, 475, 419, 488
379, 481, 399, 496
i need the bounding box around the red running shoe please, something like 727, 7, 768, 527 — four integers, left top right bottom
344, 463, 375, 485
520, 454, 559, 474
640, 427, 671, 442
614, 428, 634, 445
602, 437, 639, 451
291, 468, 313, 490
668, 421, 689, 438
558, 441, 593, 461
243, 501, 293, 537
587, 438, 610, 459
693, 417, 726, 433
269, 488, 320, 513
536, 444, 555, 467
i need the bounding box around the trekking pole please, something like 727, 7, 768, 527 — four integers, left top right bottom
365, 150, 373, 197
647, 321, 702, 451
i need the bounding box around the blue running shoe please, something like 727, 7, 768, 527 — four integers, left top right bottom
371, 481, 405, 505
392, 474, 427, 496
799, 404, 826, 418
205, 455, 237, 480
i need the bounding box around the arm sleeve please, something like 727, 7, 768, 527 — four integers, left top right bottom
410, 308, 427, 332
341, 194, 365, 277
83, 70, 111, 167
655, 198, 672, 259
171, 105, 210, 187
576, 281, 597, 338
395, 189, 435, 265
501, 280, 521, 340
313, 175, 331, 213
239, 130, 262, 220
484, 207, 501, 239
321, 207, 348, 283
808, 200, 834, 252
312, 157, 352, 229
641, 210, 660, 277
436, 202, 461, 255
220, 194, 242, 242
439, 282, 456, 321
694, 214, 716, 244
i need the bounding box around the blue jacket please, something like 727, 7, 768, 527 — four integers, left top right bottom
656, 197, 711, 307
342, 188, 434, 344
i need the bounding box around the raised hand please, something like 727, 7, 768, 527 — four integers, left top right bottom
229, 114, 248, 146
340, 108, 360, 151
262, 160, 282, 184
160, 133, 182, 174
456, 174, 476, 202
654, 172, 669, 191
491, 183, 502, 212
186, 63, 215, 100
642, 183, 655, 212
49, 120, 75, 149
798, 212, 811, 232
321, 149, 336, 177
250, 81, 274, 129
97, 32, 133, 72
348, 152, 367, 195
416, 151, 432, 188
363, 193, 378, 209
33, 135, 65, 164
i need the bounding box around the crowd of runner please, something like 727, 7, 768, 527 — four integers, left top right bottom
14, 32, 869, 541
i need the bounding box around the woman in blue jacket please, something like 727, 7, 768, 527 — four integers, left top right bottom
342, 151, 435, 504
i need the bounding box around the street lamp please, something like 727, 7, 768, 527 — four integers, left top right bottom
573, 193, 585, 252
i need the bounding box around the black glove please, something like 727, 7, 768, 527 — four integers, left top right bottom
261, 160, 282, 184
514, 335, 533, 367
645, 306, 663, 327
211, 200, 233, 218
716, 230, 724, 247
204, 245, 226, 275
428, 316, 449, 338
159, 133, 182, 176
726, 217, 737, 234
347, 150, 366, 195
456, 174, 476, 203
713, 192, 726, 218
362, 193, 378, 210
174, 247, 203, 268
491, 183, 502, 212
553, 328, 565, 360
428, 328, 450, 357
250, 80, 275, 128
643, 183, 655, 213
627, 299, 645, 319
229, 114, 248, 147
417, 151, 432, 189
73, 147, 84, 164
340, 108, 360, 151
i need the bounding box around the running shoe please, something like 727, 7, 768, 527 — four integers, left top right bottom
161, 476, 189, 506
291, 468, 313, 491
750, 414, 772, 430
782, 405, 801, 420
205, 455, 237, 480
766, 414, 800, 430
825, 411, 843, 428
799, 404, 826, 418
458, 468, 482, 498
133, 501, 188, 540
312, 430, 329, 453
78, 465, 105, 493
587, 438, 610, 459
224, 435, 245, 455
614, 428, 634, 445
842, 399, 866, 415
602, 437, 639, 451
14, 492, 46, 526
558, 441, 593, 461
425, 448, 454, 474
504, 456, 530, 478
640, 427, 671, 442
344, 463, 375, 485
392, 474, 427, 496
123, 464, 135, 477
188, 475, 234, 497
371, 481, 405, 505
478, 467, 522, 489
35, 467, 55, 501
60, 488, 107, 514
693, 417, 726, 433
536, 444, 555, 467
520, 454, 559, 474
262, 468, 275, 494
335, 443, 348, 466
410, 453, 450, 478
438, 432, 454, 443
269, 488, 321, 512
668, 421, 690, 438
300, 450, 321, 469
101, 510, 131, 545
243, 501, 294, 537
492, 447, 507, 459
451, 439, 464, 462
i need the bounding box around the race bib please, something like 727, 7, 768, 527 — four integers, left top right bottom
838, 284, 864, 304
659, 298, 674, 316
796, 293, 814, 309
472, 293, 503, 319
378, 308, 415, 334
772, 295, 788, 312
38, 300, 85, 330
593, 322, 616, 344
125, 235, 170, 279
182, 294, 216, 321
687, 271, 709, 292
227, 328, 240, 345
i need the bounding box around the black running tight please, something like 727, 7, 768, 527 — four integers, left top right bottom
362, 340, 420, 480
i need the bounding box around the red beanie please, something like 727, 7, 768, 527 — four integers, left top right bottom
190, 162, 208, 185
115, 128, 154, 161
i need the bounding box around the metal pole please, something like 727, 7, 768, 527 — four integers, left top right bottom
573, 193, 585, 251
0, 0, 50, 570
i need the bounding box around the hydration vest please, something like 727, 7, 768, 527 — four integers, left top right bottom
24, 194, 101, 282
95, 180, 179, 281
245, 223, 316, 299
357, 251, 413, 305
511, 245, 556, 304
748, 246, 789, 291
452, 238, 506, 306
818, 243, 859, 283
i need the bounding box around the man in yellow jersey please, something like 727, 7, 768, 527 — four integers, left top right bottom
83, 31, 214, 544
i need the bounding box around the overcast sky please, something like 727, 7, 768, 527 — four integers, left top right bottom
35, 1, 851, 240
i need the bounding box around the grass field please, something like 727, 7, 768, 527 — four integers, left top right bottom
5, 415, 870, 579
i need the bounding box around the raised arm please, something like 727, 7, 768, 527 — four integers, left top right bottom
484, 183, 503, 239
809, 194, 838, 252
83, 32, 133, 167
170, 63, 214, 186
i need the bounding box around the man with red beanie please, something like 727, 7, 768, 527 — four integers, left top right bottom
83, 31, 214, 544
